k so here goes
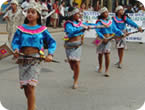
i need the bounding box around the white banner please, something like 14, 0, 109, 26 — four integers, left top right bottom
83, 11, 145, 43
126, 13, 145, 42
83, 11, 99, 38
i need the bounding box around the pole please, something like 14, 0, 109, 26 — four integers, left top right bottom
107, 0, 112, 12
101, 0, 103, 8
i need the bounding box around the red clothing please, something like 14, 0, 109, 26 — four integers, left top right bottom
53, 3, 59, 14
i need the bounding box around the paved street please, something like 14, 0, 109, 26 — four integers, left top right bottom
0, 32, 145, 110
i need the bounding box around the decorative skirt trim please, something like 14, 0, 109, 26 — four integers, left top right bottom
67, 56, 80, 61
20, 79, 38, 88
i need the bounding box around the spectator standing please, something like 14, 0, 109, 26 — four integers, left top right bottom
41, 0, 49, 25
137, 4, 145, 44
46, 0, 52, 26
80, 3, 87, 12
138, 4, 145, 13
80, 3, 87, 20
88, 4, 93, 11
64, 3, 71, 18
47, 0, 52, 11
51, 0, 59, 28
73, 2, 79, 9
125, 5, 134, 14
3, 0, 25, 47
58, 1, 65, 27
132, 3, 140, 13
94, 1, 100, 11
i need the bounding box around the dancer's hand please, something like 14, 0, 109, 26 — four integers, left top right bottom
88, 26, 92, 30
103, 39, 109, 43
125, 32, 130, 36
81, 26, 89, 32
138, 27, 143, 32
45, 55, 53, 62
81, 24, 89, 30
83, 26, 89, 30
0, 12, 3, 15
123, 33, 129, 37
104, 24, 109, 28
3, 16, 9, 21
13, 49, 19, 58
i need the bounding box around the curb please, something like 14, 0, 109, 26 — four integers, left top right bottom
0, 32, 8, 34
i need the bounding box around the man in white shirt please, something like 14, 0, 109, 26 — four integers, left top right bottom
41, 0, 48, 25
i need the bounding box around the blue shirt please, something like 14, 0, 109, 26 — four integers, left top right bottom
12, 24, 56, 55
95, 19, 124, 39
112, 16, 139, 31
64, 21, 85, 38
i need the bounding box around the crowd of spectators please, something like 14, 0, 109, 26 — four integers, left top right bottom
0, 0, 145, 28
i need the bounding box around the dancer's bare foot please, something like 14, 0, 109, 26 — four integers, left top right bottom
104, 74, 110, 77
96, 66, 102, 73
114, 62, 119, 66
35, 105, 37, 110
98, 68, 102, 73
72, 82, 79, 89
104, 71, 110, 77
64, 59, 68, 63
117, 63, 122, 69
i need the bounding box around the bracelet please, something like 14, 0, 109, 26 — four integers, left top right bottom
48, 54, 53, 57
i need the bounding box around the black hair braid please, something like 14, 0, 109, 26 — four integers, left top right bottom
98, 14, 105, 20
121, 13, 131, 23
115, 12, 131, 23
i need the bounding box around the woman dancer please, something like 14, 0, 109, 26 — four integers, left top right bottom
64, 7, 89, 89
112, 6, 142, 68
96, 7, 124, 77
12, 1, 56, 110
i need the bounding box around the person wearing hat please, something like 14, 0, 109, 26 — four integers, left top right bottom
137, 4, 145, 13
41, 0, 49, 26
125, 4, 134, 14
112, 5, 142, 69
3, 0, 25, 47
95, 7, 124, 77
11, 1, 56, 110
64, 7, 90, 89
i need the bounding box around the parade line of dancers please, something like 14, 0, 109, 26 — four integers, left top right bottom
3, 0, 143, 110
